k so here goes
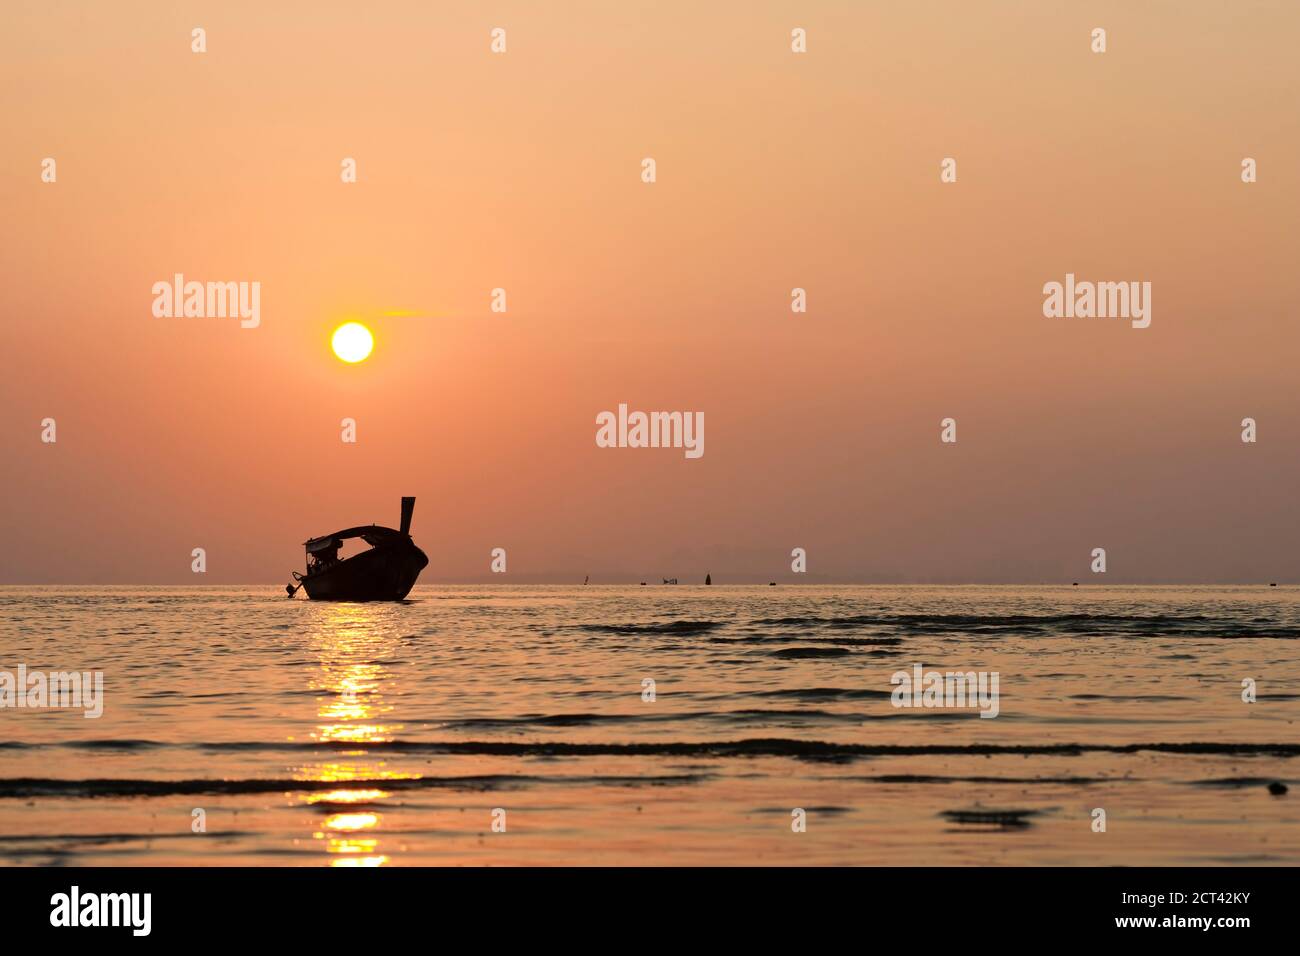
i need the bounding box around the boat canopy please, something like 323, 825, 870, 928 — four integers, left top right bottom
304, 525, 404, 552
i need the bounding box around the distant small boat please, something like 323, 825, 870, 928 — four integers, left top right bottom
287, 497, 428, 601
705, 573, 712, 585
663, 577, 678, 585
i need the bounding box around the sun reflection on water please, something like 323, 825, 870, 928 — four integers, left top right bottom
298, 603, 409, 866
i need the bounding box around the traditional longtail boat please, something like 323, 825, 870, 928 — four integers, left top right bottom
287, 497, 428, 601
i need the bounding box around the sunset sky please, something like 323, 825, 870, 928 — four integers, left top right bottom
2, 1, 1298, 584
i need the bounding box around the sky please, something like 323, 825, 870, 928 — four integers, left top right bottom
1, 1, 1298, 584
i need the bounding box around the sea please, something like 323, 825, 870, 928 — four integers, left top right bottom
1, 585, 1297, 866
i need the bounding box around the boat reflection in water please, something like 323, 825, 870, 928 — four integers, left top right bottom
299, 603, 414, 866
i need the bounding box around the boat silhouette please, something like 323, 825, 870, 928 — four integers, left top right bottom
287, 496, 428, 601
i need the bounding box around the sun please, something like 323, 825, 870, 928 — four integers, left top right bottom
331, 322, 374, 363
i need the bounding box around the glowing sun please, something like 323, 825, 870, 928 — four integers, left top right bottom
331, 322, 374, 363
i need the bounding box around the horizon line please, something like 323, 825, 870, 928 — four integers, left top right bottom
0, 581, 1292, 588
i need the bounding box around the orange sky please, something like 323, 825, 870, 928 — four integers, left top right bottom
2, 1, 1298, 584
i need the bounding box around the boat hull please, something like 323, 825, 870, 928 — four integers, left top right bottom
301, 540, 428, 601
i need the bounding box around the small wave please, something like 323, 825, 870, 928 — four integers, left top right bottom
771, 647, 853, 659
570, 621, 728, 636
708, 635, 903, 646
1186, 777, 1291, 789
0, 830, 252, 847
705, 708, 862, 724
0, 771, 714, 799
753, 615, 884, 628
751, 611, 1300, 638
441, 712, 639, 728
31, 737, 1300, 759
844, 773, 1114, 785
1069, 694, 1196, 702
754, 805, 852, 815
942, 808, 1042, 828
436, 708, 868, 730
440, 712, 640, 729
754, 687, 894, 702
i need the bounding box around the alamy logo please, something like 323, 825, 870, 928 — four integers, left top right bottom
595, 404, 704, 459
50, 886, 151, 936
890, 665, 999, 718
0, 665, 103, 718
152, 274, 261, 328
1042, 273, 1151, 328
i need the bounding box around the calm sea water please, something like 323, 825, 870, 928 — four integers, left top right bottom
1, 585, 1298, 866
